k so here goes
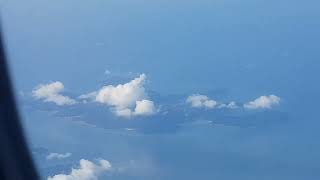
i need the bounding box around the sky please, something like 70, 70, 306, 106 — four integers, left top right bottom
1, 0, 320, 180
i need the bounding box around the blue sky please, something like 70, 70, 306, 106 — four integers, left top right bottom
1, 0, 320, 179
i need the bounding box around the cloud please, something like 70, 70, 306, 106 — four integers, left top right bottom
78, 92, 98, 103
186, 94, 217, 109
46, 153, 72, 160
32, 82, 77, 106
244, 95, 280, 109
133, 99, 156, 116
112, 100, 157, 118
95, 74, 147, 108
81, 74, 157, 118
114, 108, 133, 118
218, 101, 238, 109
47, 159, 111, 180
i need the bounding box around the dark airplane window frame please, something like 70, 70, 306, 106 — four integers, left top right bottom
0, 29, 39, 180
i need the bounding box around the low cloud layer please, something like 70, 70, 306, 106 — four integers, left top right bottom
81, 74, 157, 118
32, 79, 280, 117
46, 152, 72, 160
47, 159, 111, 180
32, 82, 77, 106
186, 94, 218, 109
244, 95, 281, 109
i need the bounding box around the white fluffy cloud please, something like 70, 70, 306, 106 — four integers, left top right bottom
32, 82, 77, 106
95, 74, 147, 109
81, 74, 156, 118
186, 94, 217, 109
133, 99, 156, 116
244, 95, 280, 109
114, 100, 156, 118
47, 159, 111, 180
46, 153, 72, 160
